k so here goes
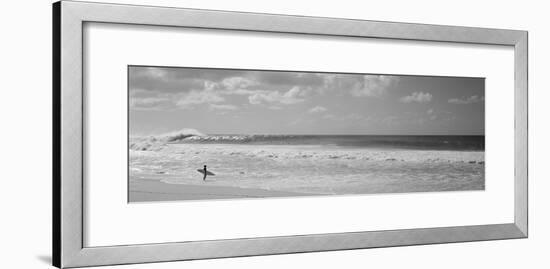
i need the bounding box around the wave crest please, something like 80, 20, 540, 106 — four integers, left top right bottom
130, 128, 204, 151
185, 134, 300, 143
157, 128, 205, 142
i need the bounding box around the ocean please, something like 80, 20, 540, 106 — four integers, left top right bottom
129, 132, 485, 199
179, 134, 484, 151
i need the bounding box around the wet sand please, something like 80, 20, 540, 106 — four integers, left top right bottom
129, 178, 312, 202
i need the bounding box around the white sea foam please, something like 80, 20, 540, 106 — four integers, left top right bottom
129, 143, 485, 195
129, 128, 204, 151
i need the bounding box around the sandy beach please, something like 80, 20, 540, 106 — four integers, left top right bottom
130, 178, 312, 202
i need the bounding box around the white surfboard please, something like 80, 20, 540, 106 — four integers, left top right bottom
197, 169, 215, 176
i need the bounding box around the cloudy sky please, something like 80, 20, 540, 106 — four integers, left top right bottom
129, 66, 484, 136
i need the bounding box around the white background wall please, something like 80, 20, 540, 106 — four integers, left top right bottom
0, 0, 546, 268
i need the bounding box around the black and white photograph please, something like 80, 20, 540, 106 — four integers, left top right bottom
3, 0, 545, 268
129, 66, 485, 202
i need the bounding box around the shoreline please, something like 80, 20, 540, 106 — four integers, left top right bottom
129, 178, 313, 202
129, 143, 484, 201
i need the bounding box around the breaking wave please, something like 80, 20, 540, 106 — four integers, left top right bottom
184, 134, 306, 143
130, 129, 484, 152
129, 128, 204, 151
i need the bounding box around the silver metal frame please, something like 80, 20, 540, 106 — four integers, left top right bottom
53, 1, 528, 268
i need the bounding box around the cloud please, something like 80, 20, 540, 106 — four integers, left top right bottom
248, 86, 305, 105
400, 92, 432, 103
283, 86, 302, 99
424, 109, 437, 120
129, 67, 211, 93
422, 109, 457, 122
130, 66, 248, 85
130, 86, 230, 111
221, 77, 258, 91
248, 92, 273, 105
129, 96, 172, 111
254, 71, 325, 88
131, 66, 402, 100
426, 109, 437, 120
308, 106, 327, 114
222, 88, 261, 96
129, 88, 176, 110
176, 90, 225, 109
130, 67, 406, 115
448, 95, 484, 104
320, 74, 399, 97
209, 104, 238, 111
351, 75, 399, 97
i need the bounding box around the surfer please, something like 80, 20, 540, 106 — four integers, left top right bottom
197, 165, 214, 180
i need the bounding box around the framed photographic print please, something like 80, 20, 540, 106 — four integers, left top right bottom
53, 1, 528, 268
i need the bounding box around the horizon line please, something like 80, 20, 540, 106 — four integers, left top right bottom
130, 133, 485, 137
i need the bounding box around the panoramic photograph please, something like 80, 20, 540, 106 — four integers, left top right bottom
128, 66, 485, 202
